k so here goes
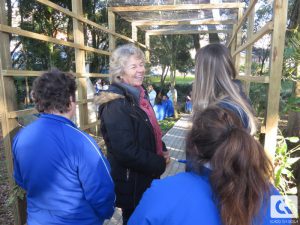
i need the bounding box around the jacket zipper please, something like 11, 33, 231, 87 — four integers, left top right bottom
126, 168, 130, 181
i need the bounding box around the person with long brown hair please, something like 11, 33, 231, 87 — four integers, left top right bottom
192, 43, 256, 134
128, 106, 286, 225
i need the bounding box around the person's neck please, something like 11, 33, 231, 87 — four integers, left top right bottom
45, 110, 72, 120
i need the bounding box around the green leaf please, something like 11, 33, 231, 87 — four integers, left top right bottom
285, 137, 300, 143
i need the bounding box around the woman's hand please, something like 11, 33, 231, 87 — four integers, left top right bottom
163, 150, 171, 165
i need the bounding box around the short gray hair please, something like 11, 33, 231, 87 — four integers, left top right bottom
109, 44, 145, 83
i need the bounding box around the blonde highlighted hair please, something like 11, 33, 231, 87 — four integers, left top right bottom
192, 43, 256, 134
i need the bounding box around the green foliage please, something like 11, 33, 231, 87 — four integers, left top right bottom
283, 28, 300, 80
159, 117, 178, 136
274, 134, 300, 195
7, 185, 26, 207
249, 81, 294, 117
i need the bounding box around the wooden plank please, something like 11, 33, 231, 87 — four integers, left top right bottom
244, 0, 255, 96
36, 0, 147, 49
236, 74, 269, 83
72, 0, 88, 128
232, 21, 273, 57
0, 24, 111, 56
2, 69, 110, 78
108, 10, 116, 52
264, 0, 288, 157
7, 98, 94, 118
109, 3, 245, 12
7, 107, 99, 131
230, 24, 237, 56
8, 108, 38, 119
132, 23, 138, 42
145, 32, 150, 63
80, 120, 99, 131
132, 19, 235, 26
0, 2, 24, 224
147, 29, 231, 36
227, 0, 258, 47
234, 7, 243, 72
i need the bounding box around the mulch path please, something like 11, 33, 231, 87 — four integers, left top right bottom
0, 127, 14, 225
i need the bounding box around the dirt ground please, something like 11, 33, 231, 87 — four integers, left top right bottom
0, 128, 14, 225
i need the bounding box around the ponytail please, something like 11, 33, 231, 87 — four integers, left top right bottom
211, 128, 272, 225
186, 106, 273, 225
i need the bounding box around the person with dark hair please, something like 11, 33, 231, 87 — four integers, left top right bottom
13, 70, 115, 225
95, 44, 169, 224
162, 95, 174, 118
192, 43, 256, 134
129, 106, 288, 225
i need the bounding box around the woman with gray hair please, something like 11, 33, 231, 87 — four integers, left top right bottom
95, 44, 169, 224
192, 43, 256, 134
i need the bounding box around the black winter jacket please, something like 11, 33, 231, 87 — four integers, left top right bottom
95, 83, 166, 209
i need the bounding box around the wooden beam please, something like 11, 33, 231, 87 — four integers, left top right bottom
132, 19, 235, 26
236, 74, 270, 83
7, 108, 99, 131
0, 2, 24, 224
132, 23, 138, 42
108, 10, 116, 51
0, 24, 111, 56
109, 3, 245, 12
147, 29, 230, 36
7, 98, 94, 119
244, 0, 255, 96
2, 69, 110, 78
234, 7, 243, 72
145, 32, 150, 63
227, 0, 258, 47
72, 0, 88, 128
79, 120, 100, 131
232, 21, 273, 57
8, 109, 38, 119
36, 0, 147, 49
264, 0, 288, 157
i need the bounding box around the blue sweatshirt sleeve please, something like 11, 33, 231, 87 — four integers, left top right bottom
77, 132, 115, 221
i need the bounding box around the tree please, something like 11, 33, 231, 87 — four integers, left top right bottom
151, 34, 194, 118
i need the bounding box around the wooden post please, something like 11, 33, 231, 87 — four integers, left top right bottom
108, 10, 115, 52
230, 24, 237, 59
132, 22, 138, 42
0, 2, 26, 224
244, 0, 255, 96
264, 0, 288, 157
234, 7, 243, 73
72, 0, 88, 127
145, 32, 150, 63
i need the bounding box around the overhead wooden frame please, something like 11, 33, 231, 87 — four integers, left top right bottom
146, 29, 231, 36
132, 19, 236, 27
108, 3, 245, 12
36, 0, 148, 49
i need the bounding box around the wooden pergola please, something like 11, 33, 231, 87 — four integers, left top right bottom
0, 0, 288, 224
